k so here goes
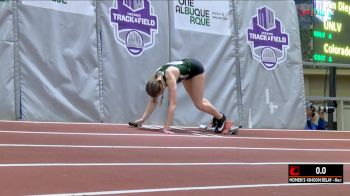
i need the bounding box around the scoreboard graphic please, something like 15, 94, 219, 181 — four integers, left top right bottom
288, 164, 343, 183
313, 0, 350, 64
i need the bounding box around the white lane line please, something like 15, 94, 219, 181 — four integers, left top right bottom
1, 162, 350, 167
1, 130, 350, 141
31, 182, 350, 196
241, 128, 350, 133
0, 121, 338, 132
0, 130, 217, 138
1, 144, 350, 152
2, 120, 350, 133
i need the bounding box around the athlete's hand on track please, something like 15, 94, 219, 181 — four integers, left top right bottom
128, 119, 144, 127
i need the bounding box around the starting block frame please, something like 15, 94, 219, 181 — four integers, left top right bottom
198, 120, 241, 135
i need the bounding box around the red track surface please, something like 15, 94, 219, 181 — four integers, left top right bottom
0, 121, 349, 196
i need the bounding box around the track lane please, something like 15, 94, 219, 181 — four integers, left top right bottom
0, 121, 349, 195
0, 131, 350, 149
1, 165, 349, 196
1, 146, 350, 164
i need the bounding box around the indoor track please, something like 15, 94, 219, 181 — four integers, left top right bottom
0, 120, 349, 196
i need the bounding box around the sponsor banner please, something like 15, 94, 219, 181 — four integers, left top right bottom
173, 0, 230, 36
110, 0, 158, 56
247, 6, 290, 70
22, 0, 94, 16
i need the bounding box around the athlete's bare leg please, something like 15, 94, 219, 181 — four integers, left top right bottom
182, 73, 223, 119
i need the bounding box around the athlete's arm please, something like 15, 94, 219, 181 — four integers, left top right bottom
163, 68, 178, 133
131, 97, 157, 126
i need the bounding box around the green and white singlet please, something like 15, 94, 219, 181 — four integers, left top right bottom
155, 59, 204, 83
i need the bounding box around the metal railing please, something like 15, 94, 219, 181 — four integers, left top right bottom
303, 61, 350, 69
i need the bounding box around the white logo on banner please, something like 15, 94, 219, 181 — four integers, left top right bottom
265, 88, 279, 114
22, 0, 94, 16
174, 0, 231, 35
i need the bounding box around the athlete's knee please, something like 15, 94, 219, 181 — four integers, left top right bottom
193, 101, 206, 111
